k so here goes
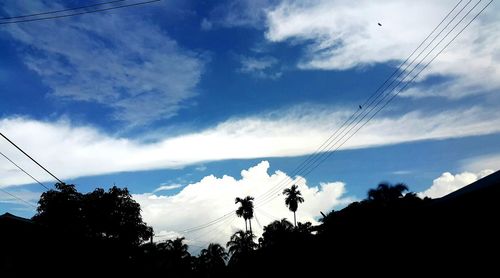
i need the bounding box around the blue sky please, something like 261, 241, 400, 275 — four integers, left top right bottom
1, 0, 499, 246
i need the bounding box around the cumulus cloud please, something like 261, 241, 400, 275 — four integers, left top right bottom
419, 169, 494, 198
133, 161, 353, 250
2, 105, 500, 187
1, 1, 205, 126
265, 0, 500, 99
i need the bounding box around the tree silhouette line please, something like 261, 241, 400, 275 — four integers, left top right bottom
1, 175, 498, 277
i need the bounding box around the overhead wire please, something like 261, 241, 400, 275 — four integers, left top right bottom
0, 132, 62, 184
0, 0, 161, 25
255, 0, 489, 209
0, 188, 37, 208
252, 0, 470, 207
0, 151, 50, 190
253, 0, 476, 208
172, 0, 484, 234
0, 0, 127, 20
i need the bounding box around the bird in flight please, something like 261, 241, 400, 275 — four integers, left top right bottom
359, 105, 362, 109
378, 22, 382, 26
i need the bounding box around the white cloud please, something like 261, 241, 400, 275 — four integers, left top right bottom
461, 153, 500, 173
239, 55, 282, 79
419, 169, 494, 198
2, 104, 500, 187
205, 0, 273, 29
133, 161, 353, 249
1, 1, 205, 126
195, 165, 207, 172
0, 189, 40, 209
154, 184, 183, 192
265, 0, 500, 99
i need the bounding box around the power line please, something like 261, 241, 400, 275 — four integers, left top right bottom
180, 211, 235, 234
252, 0, 468, 206
255, 0, 490, 209
171, 0, 472, 233
155, 0, 489, 235
0, 0, 127, 20
0, 132, 63, 184
0, 151, 50, 190
0, 188, 37, 208
0, 0, 161, 25
253, 0, 474, 207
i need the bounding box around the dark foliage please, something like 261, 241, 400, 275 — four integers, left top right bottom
2, 173, 499, 277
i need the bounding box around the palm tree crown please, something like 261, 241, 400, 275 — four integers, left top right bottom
283, 185, 304, 227
226, 230, 257, 265
235, 196, 254, 232
367, 183, 408, 203
199, 243, 228, 271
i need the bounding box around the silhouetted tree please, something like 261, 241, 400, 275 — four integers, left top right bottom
259, 218, 294, 248
235, 196, 254, 233
33, 182, 153, 273
155, 237, 192, 276
33, 183, 84, 233
283, 185, 304, 227
198, 243, 228, 277
84, 186, 152, 246
367, 182, 408, 204
226, 230, 257, 266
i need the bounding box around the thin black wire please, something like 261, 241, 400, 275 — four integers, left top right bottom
180, 211, 235, 233
252, 0, 468, 205
254, 0, 480, 207
255, 0, 477, 207
255, 0, 489, 209
0, 132, 62, 184
0, 187, 37, 208
0, 0, 126, 20
171, 0, 472, 232
0, 0, 161, 25
0, 151, 50, 190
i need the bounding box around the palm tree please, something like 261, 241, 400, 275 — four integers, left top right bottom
226, 230, 257, 266
235, 196, 254, 233
283, 185, 304, 227
367, 182, 408, 204
199, 243, 228, 276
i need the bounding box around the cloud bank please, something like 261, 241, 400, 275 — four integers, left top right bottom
2, 105, 500, 187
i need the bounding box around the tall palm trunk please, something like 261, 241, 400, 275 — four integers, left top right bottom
244, 219, 248, 232
248, 219, 252, 233
293, 211, 297, 227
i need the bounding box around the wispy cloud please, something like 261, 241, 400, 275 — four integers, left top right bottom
202, 0, 276, 30
2, 104, 500, 187
1, 1, 205, 126
239, 55, 282, 79
154, 184, 183, 192
265, 0, 500, 99
461, 154, 500, 173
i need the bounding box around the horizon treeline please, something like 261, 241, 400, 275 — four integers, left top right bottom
1, 175, 498, 277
